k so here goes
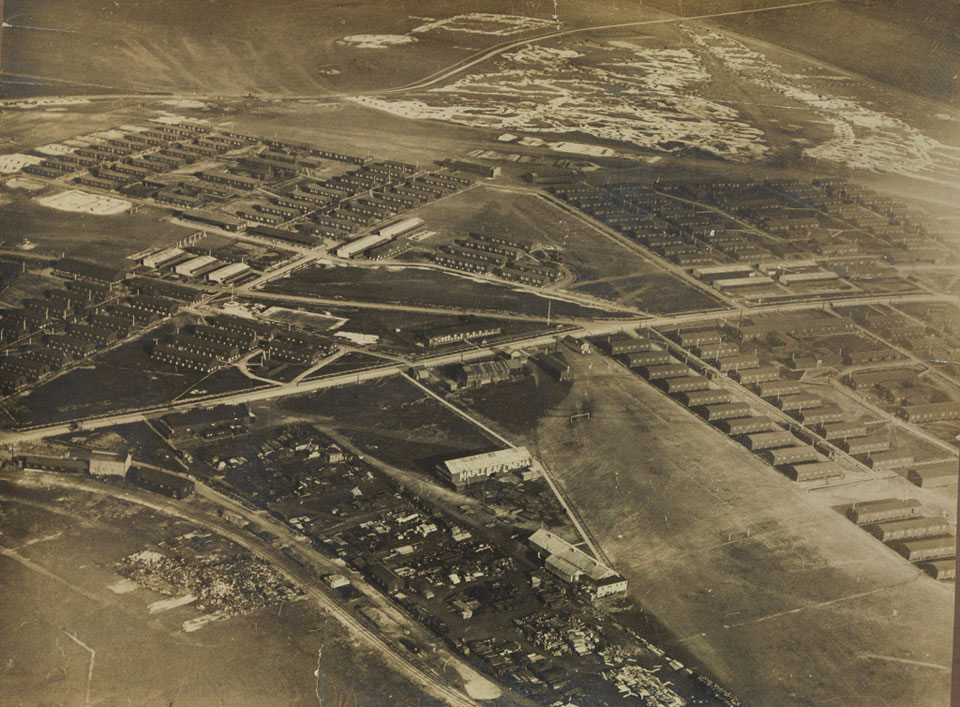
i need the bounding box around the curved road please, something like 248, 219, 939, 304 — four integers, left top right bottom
0, 1, 836, 103
361, 0, 838, 96
2, 470, 488, 707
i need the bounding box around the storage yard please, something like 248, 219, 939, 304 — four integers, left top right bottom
0, 481, 434, 707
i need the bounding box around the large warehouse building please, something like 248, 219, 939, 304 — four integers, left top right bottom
439, 447, 533, 489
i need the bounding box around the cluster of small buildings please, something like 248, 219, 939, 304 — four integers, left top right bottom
672, 323, 929, 476
814, 182, 949, 264
843, 368, 957, 459
454, 357, 527, 390
23, 121, 235, 190
735, 311, 857, 343
0, 262, 213, 393
170, 410, 725, 706
871, 302, 960, 364
427, 232, 564, 287
328, 505, 524, 630
550, 176, 948, 299
850, 307, 928, 345
0, 272, 118, 391
173, 157, 418, 237
552, 181, 764, 269
844, 498, 955, 580
19, 125, 480, 262
179, 157, 469, 246
300, 164, 470, 241
151, 314, 334, 373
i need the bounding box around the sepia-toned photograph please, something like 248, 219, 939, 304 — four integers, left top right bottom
0, 1, 957, 705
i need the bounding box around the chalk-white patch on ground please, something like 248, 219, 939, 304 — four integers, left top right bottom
337, 34, 417, 50
451, 661, 502, 699
148, 593, 197, 614
33, 143, 74, 156
149, 114, 209, 126
21, 532, 63, 547
349, 39, 767, 161
129, 549, 165, 564
84, 128, 133, 141
549, 141, 617, 157
0, 153, 43, 174
161, 99, 208, 109
334, 331, 379, 345
182, 610, 229, 632
37, 190, 131, 215
2, 97, 90, 109
685, 26, 960, 183
262, 305, 346, 329
6, 177, 46, 191
412, 13, 555, 36
108, 578, 139, 594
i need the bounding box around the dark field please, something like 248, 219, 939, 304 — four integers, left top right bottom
262, 263, 628, 320
7, 321, 205, 426
180, 366, 270, 398
302, 351, 388, 378
265, 375, 494, 470
573, 271, 723, 314
451, 368, 573, 435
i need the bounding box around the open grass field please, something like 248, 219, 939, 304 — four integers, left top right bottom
0, 197, 192, 267
702, 0, 960, 105
0, 97, 144, 152
459, 351, 953, 707
0, 481, 440, 707
1, 0, 638, 98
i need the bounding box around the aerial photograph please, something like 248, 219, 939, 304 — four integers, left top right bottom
0, 1, 958, 705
